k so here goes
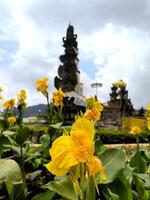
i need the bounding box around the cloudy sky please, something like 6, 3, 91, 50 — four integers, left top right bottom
0, 0, 150, 108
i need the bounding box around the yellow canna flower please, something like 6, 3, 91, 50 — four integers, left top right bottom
7, 116, 16, 126
87, 156, 107, 182
36, 77, 49, 93
17, 90, 27, 102
45, 117, 94, 176
147, 104, 150, 111
3, 99, 15, 109
52, 88, 65, 107
130, 126, 141, 135
84, 101, 103, 121
0, 95, 3, 100
147, 117, 150, 130
84, 109, 101, 121
86, 97, 96, 109
94, 101, 103, 112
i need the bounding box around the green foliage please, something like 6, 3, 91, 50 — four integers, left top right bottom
133, 174, 150, 200
16, 127, 30, 146
106, 172, 133, 200
43, 176, 78, 200
130, 150, 148, 173
98, 148, 126, 184
40, 133, 50, 158
96, 128, 150, 144
85, 177, 95, 200
5, 181, 26, 200
31, 190, 55, 200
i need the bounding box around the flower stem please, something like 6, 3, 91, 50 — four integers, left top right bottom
136, 135, 139, 151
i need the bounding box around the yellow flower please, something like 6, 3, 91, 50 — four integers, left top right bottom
45, 117, 94, 176
0, 95, 3, 100
147, 104, 150, 111
17, 90, 27, 102
87, 156, 107, 182
52, 88, 65, 107
84, 101, 103, 121
147, 117, 150, 130
94, 101, 103, 112
86, 97, 96, 109
112, 80, 126, 88
112, 81, 119, 87
130, 126, 141, 135
36, 77, 49, 93
3, 99, 15, 109
7, 116, 16, 126
84, 109, 101, 121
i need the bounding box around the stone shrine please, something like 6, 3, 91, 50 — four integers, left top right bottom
54, 24, 85, 124
102, 80, 134, 125
54, 24, 83, 96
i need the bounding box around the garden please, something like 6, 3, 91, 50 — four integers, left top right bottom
0, 77, 149, 200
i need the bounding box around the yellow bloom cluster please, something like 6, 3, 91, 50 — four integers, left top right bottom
112, 80, 127, 88
7, 116, 16, 126
86, 97, 96, 109
52, 88, 65, 107
17, 90, 27, 102
36, 77, 49, 93
87, 156, 107, 182
45, 117, 106, 182
84, 98, 103, 121
3, 99, 15, 110
130, 126, 141, 135
146, 104, 150, 130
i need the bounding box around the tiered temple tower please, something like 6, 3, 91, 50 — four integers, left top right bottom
54, 24, 85, 124
109, 81, 134, 117
102, 80, 134, 125
54, 24, 83, 95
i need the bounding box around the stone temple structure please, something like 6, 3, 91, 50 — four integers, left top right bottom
102, 80, 134, 125
54, 24, 83, 96
54, 24, 85, 124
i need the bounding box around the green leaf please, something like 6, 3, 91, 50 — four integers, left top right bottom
43, 176, 78, 200
4, 144, 22, 156
107, 172, 133, 200
3, 131, 16, 137
16, 127, 30, 146
123, 164, 135, 184
98, 148, 126, 184
108, 189, 120, 200
133, 174, 150, 200
0, 159, 23, 185
85, 177, 95, 200
134, 173, 150, 189
50, 122, 62, 129
94, 138, 104, 156
40, 134, 50, 157
130, 151, 147, 173
31, 190, 55, 200
40, 134, 50, 149
5, 181, 26, 200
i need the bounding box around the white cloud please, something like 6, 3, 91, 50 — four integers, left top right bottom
79, 25, 150, 107
0, 0, 150, 109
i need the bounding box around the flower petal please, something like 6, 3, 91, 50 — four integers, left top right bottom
50, 135, 78, 169
45, 160, 69, 176
71, 117, 94, 141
